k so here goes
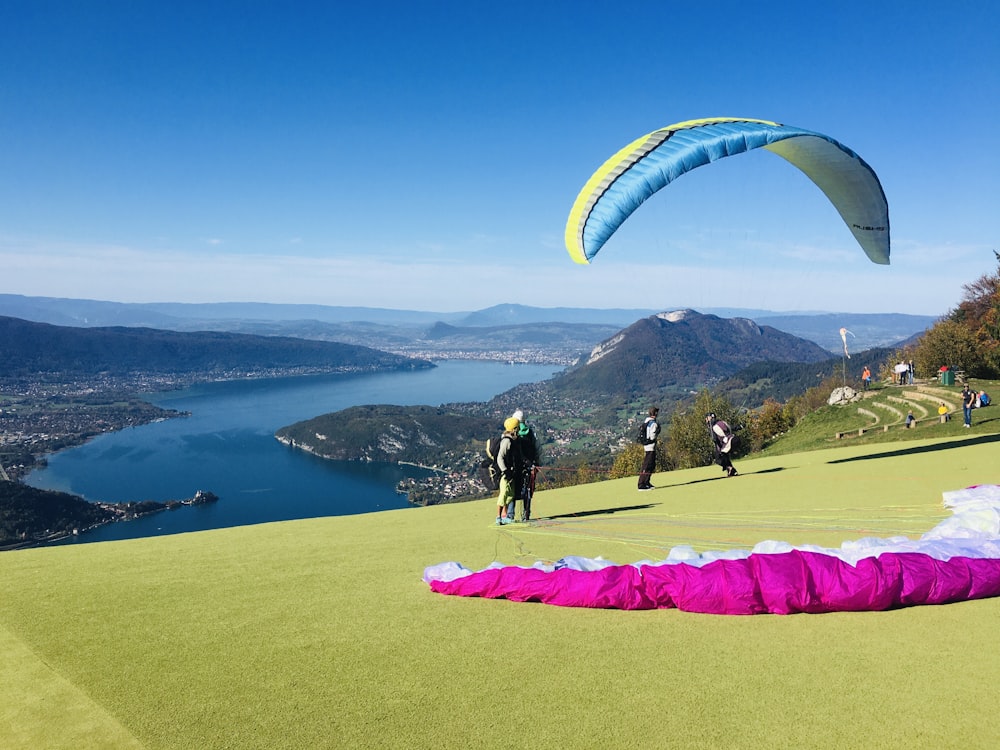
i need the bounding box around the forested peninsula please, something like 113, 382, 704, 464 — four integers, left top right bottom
0, 480, 218, 549
276, 405, 498, 505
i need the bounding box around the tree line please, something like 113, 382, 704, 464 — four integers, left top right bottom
881, 251, 1000, 381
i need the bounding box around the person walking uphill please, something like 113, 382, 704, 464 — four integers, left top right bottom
707, 413, 738, 477
637, 407, 660, 491
495, 417, 520, 524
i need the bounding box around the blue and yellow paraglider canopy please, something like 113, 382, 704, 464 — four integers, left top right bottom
565, 117, 890, 265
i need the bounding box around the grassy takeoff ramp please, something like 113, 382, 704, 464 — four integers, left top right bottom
3, 432, 1000, 749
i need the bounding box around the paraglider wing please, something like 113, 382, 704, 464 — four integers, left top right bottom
424, 485, 1000, 615
564, 117, 889, 266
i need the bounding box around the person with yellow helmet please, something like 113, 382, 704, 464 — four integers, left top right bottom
495, 417, 520, 525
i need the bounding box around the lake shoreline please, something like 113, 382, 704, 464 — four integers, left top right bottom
21, 362, 559, 544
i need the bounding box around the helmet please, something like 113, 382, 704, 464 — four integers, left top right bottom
512, 409, 524, 421
706, 413, 716, 421
504, 417, 520, 432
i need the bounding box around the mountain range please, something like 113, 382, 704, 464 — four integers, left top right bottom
0, 316, 432, 379
0, 294, 936, 357
2, 302, 910, 413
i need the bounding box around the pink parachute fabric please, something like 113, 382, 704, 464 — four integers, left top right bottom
424, 485, 1000, 615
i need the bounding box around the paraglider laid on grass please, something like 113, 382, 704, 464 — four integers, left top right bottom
424, 485, 1000, 615
564, 117, 890, 266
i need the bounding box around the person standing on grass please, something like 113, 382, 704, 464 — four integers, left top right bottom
495, 417, 520, 524
510, 409, 540, 522
637, 407, 660, 491
862, 365, 872, 391
962, 385, 976, 428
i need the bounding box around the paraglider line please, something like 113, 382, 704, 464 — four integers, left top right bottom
489, 504, 939, 559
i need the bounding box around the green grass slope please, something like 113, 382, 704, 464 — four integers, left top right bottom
2, 428, 1000, 749
758, 382, 989, 456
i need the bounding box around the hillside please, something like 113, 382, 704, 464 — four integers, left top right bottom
548, 310, 831, 401
715, 347, 895, 407
759, 380, 998, 456
276, 404, 495, 465
0, 480, 114, 546
0, 315, 433, 378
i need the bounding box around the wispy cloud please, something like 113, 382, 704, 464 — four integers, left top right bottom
0, 237, 986, 316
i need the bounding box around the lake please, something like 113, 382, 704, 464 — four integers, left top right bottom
27, 361, 560, 544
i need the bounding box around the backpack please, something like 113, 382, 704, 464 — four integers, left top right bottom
480, 435, 505, 491
636, 420, 648, 445
712, 420, 734, 453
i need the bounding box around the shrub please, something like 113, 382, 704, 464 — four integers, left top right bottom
745, 398, 790, 452
665, 390, 743, 470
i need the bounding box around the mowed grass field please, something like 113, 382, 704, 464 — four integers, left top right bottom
3, 430, 1000, 749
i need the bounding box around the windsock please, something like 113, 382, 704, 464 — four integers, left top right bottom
839, 327, 854, 358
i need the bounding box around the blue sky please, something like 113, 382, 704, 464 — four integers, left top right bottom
1, 1, 997, 316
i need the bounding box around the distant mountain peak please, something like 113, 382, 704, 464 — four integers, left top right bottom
554, 309, 834, 400
656, 309, 697, 323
